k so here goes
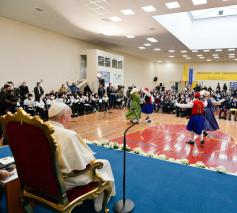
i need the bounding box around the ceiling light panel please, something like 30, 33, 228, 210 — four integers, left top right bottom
126, 35, 135, 38
165, 2, 180, 9
192, 0, 207, 5
141, 5, 156, 12
121, 9, 135, 15
144, 43, 151, 46
109, 16, 122, 22
147, 38, 158, 42
138, 46, 145, 49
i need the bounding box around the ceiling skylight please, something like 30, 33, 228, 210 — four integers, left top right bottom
153, 6, 237, 50
190, 5, 237, 20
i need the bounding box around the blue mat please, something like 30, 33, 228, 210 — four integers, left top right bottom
2, 145, 237, 213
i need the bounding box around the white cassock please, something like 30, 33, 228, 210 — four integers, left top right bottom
49, 121, 115, 196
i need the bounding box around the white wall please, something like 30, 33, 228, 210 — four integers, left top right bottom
0, 17, 155, 93
123, 56, 155, 89
154, 63, 183, 89
155, 62, 237, 90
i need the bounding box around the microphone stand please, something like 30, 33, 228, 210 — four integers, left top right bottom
114, 109, 138, 213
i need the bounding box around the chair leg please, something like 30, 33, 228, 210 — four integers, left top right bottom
102, 190, 111, 213
21, 199, 34, 213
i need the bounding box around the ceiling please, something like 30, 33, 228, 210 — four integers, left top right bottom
1, 0, 237, 63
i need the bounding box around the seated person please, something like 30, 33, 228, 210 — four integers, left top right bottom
228, 97, 237, 121
48, 102, 115, 212
219, 99, 229, 119
23, 94, 35, 116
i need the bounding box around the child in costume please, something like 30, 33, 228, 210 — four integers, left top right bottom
201, 90, 219, 137
141, 88, 153, 123
126, 88, 141, 123
176, 92, 207, 145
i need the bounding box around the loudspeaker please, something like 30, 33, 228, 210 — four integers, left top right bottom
153, 77, 158, 82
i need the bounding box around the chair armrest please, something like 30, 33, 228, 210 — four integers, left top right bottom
62, 161, 103, 182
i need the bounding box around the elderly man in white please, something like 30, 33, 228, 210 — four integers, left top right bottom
48, 102, 115, 212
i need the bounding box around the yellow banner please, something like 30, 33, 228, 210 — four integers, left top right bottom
182, 64, 188, 81
196, 72, 237, 80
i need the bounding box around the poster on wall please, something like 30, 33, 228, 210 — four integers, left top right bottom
100, 71, 110, 84
110, 70, 123, 86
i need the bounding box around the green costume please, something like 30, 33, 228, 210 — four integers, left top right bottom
126, 93, 141, 121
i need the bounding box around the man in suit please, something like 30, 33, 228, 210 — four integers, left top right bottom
34, 81, 44, 101
19, 81, 29, 102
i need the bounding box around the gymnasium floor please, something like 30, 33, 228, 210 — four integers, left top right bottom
71, 109, 237, 173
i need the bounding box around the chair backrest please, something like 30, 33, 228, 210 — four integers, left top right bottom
0, 108, 68, 205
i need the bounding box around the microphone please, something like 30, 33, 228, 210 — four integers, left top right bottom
113, 107, 138, 212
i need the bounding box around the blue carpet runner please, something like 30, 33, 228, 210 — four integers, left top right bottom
1, 145, 237, 213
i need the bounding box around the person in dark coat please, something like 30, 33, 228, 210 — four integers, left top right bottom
34, 81, 44, 101
19, 81, 29, 102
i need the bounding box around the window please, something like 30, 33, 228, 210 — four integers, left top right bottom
80, 55, 87, 79
105, 57, 111, 67
98, 56, 105, 66
118, 60, 123, 69
112, 59, 118, 68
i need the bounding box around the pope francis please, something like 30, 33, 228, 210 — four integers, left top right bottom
48, 102, 115, 212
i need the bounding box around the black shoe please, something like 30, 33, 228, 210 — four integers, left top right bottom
145, 116, 149, 120
203, 132, 208, 137
200, 140, 205, 145
186, 140, 194, 145
147, 119, 151, 123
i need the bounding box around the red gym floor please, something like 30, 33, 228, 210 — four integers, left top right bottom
110, 124, 237, 173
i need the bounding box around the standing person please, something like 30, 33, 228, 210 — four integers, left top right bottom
216, 83, 221, 93
223, 83, 227, 93
141, 88, 153, 123
66, 81, 80, 94
98, 84, 105, 99
34, 80, 44, 101
106, 83, 115, 109
176, 92, 207, 145
58, 84, 68, 94
201, 91, 219, 137
126, 87, 141, 123
19, 82, 29, 102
